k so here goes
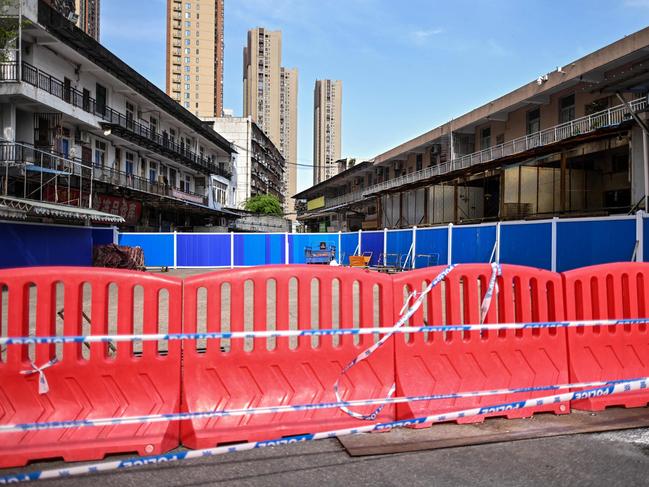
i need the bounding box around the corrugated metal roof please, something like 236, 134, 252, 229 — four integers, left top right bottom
0, 196, 125, 224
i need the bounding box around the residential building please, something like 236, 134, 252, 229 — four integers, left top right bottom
74, 0, 99, 40
42, 0, 99, 40
166, 0, 224, 118
243, 27, 298, 216
313, 79, 342, 185
296, 27, 649, 232
280, 66, 298, 218
0, 0, 236, 230
210, 116, 286, 207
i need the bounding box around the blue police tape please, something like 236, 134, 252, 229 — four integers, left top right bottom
3, 318, 649, 346
0, 373, 642, 433
333, 264, 456, 420
1, 376, 646, 483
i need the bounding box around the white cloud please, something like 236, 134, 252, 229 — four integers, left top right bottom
409, 28, 444, 46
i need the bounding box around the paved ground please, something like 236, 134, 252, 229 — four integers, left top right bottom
2, 428, 649, 486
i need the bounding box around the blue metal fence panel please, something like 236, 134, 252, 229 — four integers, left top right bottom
91, 227, 115, 246
177, 234, 231, 267
386, 230, 412, 265
340, 232, 358, 265
415, 227, 448, 267
500, 223, 552, 270
360, 231, 384, 266
118, 233, 174, 268
452, 225, 497, 264
288, 233, 339, 264
0, 222, 93, 268
556, 218, 635, 272
235, 233, 285, 266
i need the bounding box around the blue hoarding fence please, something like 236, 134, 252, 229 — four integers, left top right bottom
113, 212, 644, 272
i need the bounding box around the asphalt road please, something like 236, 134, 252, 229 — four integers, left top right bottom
3, 428, 649, 487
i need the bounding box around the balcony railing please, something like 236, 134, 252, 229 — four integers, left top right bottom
0, 141, 208, 207
362, 96, 648, 197
6, 61, 231, 179
321, 190, 365, 210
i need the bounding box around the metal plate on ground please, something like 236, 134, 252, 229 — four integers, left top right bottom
339, 408, 649, 456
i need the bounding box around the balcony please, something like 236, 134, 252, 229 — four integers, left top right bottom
363, 96, 648, 197
10, 62, 231, 179
0, 141, 209, 207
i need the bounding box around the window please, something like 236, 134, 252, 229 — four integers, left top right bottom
185, 39, 190, 45
63, 77, 71, 103
526, 108, 540, 135
169, 168, 177, 187
184, 57, 191, 63
480, 127, 491, 149
185, 30, 190, 36
559, 94, 575, 123
185, 12, 190, 18
185, 83, 191, 90
184, 48, 191, 54
114, 147, 122, 168
586, 97, 609, 115
150, 116, 158, 136
416, 153, 422, 171
94, 140, 106, 167
125, 152, 134, 175
95, 83, 107, 116
149, 161, 157, 183
82, 88, 90, 111
126, 101, 134, 130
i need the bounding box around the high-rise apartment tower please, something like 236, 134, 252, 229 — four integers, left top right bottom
166, 0, 224, 118
74, 0, 100, 40
243, 28, 298, 217
313, 79, 342, 184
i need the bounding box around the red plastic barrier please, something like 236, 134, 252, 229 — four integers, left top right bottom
181, 265, 395, 449
563, 263, 649, 410
393, 264, 570, 425
0, 267, 182, 468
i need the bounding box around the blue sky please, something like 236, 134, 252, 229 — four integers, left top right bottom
102, 0, 649, 192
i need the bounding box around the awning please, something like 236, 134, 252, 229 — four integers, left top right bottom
0, 196, 125, 224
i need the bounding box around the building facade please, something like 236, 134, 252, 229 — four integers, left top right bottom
297, 28, 649, 233
210, 116, 286, 208
243, 27, 298, 217
313, 79, 342, 185
74, 0, 99, 40
0, 0, 236, 230
166, 0, 224, 118
280, 66, 298, 218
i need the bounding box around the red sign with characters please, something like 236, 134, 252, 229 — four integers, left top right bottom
44, 187, 142, 225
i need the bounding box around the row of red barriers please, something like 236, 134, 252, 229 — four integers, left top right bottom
0, 263, 648, 468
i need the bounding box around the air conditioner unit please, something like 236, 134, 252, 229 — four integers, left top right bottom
78, 131, 91, 145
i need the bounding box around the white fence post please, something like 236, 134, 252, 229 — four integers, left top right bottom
358, 229, 362, 255
551, 217, 558, 272
636, 210, 644, 262
285, 232, 290, 264
495, 222, 501, 264
173, 230, 177, 270
112, 226, 119, 245
230, 231, 234, 269
447, 223, 453, 265
412, 225, 417, 269
338, 230, 342, 263
383, 227, 387, 259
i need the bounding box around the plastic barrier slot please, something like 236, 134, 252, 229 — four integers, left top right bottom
564, 263, 649, 410
180, 265, 395, 449
393, 264, 570, 425
0, 267, 182, 468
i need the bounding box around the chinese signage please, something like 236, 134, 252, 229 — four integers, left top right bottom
44, 187, 142, 225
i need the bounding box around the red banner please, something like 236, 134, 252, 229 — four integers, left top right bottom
44, 187, 141, 225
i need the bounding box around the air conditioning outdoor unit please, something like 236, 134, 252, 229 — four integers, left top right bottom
78, 131, 91, 145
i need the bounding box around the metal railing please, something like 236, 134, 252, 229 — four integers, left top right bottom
362, 96, 648, 197
321, 190, 365, 210
0, 141, 208, 206
5, 62, 232, 179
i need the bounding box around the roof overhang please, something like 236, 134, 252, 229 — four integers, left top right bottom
0, 196, 125, 224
